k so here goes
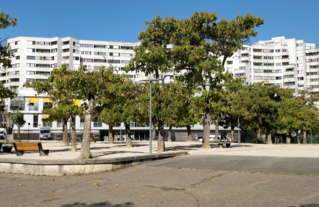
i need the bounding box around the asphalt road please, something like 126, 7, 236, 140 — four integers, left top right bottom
1, 155, 319, 207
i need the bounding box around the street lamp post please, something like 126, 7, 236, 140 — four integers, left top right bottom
144, 74, 173, 154
28, 123, 30, 142
238, 116, 240, 144
310, 121, 313, 144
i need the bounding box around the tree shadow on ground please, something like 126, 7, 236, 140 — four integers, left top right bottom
289, 204, 319, 207
61, 201, 134, 207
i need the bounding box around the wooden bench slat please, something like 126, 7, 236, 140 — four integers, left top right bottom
15, 143, 39, 151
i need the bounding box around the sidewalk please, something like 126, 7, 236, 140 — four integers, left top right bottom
1, 141, 319, 160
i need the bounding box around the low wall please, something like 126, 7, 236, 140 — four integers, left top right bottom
0, 152, 184, 176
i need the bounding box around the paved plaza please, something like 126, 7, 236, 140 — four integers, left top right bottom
2, 142, 319, 206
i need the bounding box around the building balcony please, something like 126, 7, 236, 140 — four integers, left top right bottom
283, 78, 295, 82
240, 56, 250, 62
309, 62, 319, 66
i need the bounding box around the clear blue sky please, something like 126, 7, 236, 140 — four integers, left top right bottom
1, 0, 319, 45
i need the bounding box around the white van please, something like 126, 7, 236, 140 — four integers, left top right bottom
39, 127, 51, 140
0, 128, 7, 140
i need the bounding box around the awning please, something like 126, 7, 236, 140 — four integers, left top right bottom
29, 97, 39, 103
43, 97, 52, 103
73, 99, 81, 107
43, 114, 49, 119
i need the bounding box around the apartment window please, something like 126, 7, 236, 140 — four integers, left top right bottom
81, 51, 91, 55
264, 76, 274, 80
51, 56, 55, 61
26, 78, 35, 83
10, 78, 19, 82
299, 77, 305, 81
275, 56, 281, 59
80, 119, 84, 127
264, 56, 273, 59
62, 49, 69, 53
57, 120, 62, 128
62, 56, 69, 60
94, 45, 106, 49
275, 49, 281, 53
311, 78, 319, 82
94, 52, 107, 56
80, 44, 93, 48
51, 41, 57, 45
10, 97, 25, 110
62, 41, 69, 45
8, 71, 19, 75
121, 46, 133, 50
11, 63, 20, 68
276, 63, 281, 66
27, 56, 35, 60
276, 76, 282, 80
283, 82, 295, 86
27, 48, 35, 53
264, 70, 273, 73
264, 49, 274, 53
307, 72, 318, 76
264, 63, 274, 66
275, 69, 282, 73
9, 49, 18, 54
108, 59, 120, 64
282, 49, 287, 52
51, 48, 57, 53
108, 45, 120, 49
26, 71, 35, 75
36, 71, 50, 76
43, 120, 52, 127
80, 58, 93, 62
253, 63, 262, 66
27, 41, 36, 45
296, 43, 303, 47
227, 61, 233, 65
235, 73, 245, 77
121, 60, 130, 64
239, 66, 246, 70
121, 53, 133, 57
93, 119, 102, 127
254, 76, 263, 80
94, 59, 106, 63
254, 69, 263, 73
43, 102, 52, 109
73, 49, 79, 54
284, 75, 294, 79
51, 64, 57, 68
15, 56, 20, 60
36, 56, 50, 61
109, 53, 113, 56
298, 84, 304, 87
74, 57, 79, 60
36, 64, 50, 68
33, 114, 38, 127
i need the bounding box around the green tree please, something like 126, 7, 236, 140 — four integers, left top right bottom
69, 66, 122, 159
0, 11, 17, 68
24, 65, 82, 151
233, 82, 292, 144
170, 11, 263, 148
7, 112, 25, 142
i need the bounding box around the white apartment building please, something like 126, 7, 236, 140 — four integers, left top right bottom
1, 36, 241, 142
225, 36, 319, 91
3, 36, 317, 142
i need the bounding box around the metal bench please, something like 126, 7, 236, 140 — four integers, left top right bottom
13, 143, 49, 156
217, 142, 231, 148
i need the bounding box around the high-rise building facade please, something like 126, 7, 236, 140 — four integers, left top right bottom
225, 36, 319, 91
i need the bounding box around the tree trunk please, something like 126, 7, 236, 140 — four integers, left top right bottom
303, 129, 307, 144
267, 133, 272, 144
71, 114, 77, 152
231, 126, 234, 143
215, 120, 219, 143
202, 111, 211, 148
17, 125, 21, 143
80, 96, 94, 159
157, 118, 165, 152
257, 128, 260, 140
108, 125, 114, 144
125, 122, 132, 147
168, 125, 172, 142
152, 121, 156, 141
63, 120, 69, 146
187, 125, 192, 141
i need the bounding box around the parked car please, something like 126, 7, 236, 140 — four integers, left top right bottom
155, 131, 176, 141
39, 127, 52, 140
195, 135, 220, 142
0, 128, 7, 140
